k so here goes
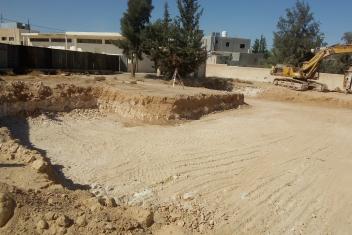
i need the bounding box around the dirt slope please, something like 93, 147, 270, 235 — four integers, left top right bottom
13, 98, 352, 234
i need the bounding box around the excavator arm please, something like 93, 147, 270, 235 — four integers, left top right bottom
299, 44, 352, 80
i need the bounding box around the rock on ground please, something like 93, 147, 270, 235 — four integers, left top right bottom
125, 207, 154, 227
0, 191, 15, 227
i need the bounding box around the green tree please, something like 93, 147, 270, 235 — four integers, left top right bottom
118, 0, 153, 77
143, 2, 171, 73
259, 36, 267, 53
253, 35, 269, 58
272, 0, 325, 66
320, 32, 352, 74
342, 32, 352, 44
161, 0, 206, 78
162, 1, 172, 30
252, 39, 260, 53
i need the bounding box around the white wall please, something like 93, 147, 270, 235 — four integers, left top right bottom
206, 64, 345, 91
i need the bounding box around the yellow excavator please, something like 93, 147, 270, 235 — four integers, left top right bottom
270, 44, 352, 92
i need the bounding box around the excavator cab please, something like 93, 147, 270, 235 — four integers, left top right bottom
270, 64, 297, 77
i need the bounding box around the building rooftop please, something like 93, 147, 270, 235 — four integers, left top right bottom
22, 32, 122, 37
0, 22, 30, 30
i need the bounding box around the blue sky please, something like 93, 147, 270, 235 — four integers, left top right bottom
1, 0, 351, 46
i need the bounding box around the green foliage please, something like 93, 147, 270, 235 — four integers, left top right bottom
119, 0, 206, 79
142, 20, 165, 71
167, 0, 207, 76
252, 39, 260, 53
342, 32, 352, 44
142, 2, 172, 72
117, 0, 153, 77
252, 35, 269, 59
161, 0, 207, 78
320, 32, 352, 74
272, 0, 325, 66
320, 56, 350, 74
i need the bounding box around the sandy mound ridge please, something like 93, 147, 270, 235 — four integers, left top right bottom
0, 80, 244, 123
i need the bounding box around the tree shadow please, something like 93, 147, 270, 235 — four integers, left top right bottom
0, 113, 90, 190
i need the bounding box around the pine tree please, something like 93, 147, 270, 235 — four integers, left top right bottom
252, 39, 260, 53
162, 1, 172, 31
164, 0, 206, 78
118, 0, 153, 77
259, 35, 266, 53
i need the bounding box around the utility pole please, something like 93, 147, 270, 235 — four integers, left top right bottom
27, 18, 31, 32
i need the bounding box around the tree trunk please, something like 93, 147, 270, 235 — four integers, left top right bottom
131, 54, 136, 78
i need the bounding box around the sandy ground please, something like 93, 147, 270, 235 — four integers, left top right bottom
1, 73, 228, 97
2, 72, 352, 234
3, 96, 352, 234
206, 64, 346, 91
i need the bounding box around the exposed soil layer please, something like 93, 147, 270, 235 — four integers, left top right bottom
0, 80, 243, 123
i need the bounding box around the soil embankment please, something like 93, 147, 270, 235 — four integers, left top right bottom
0, 80, 244, 123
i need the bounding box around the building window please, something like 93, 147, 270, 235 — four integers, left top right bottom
51, 38, 72, 43
77, 39, 102, 44
105, 40, 119, 45
9, 37, 14, 41
1, 37, 7, 41
240, 44, 246, 49
30, 38, 50, 42
226, 42, 230, 47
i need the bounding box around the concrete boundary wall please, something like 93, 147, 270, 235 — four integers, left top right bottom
206, 64, 345, 91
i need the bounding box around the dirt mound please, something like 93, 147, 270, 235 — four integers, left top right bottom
183, 77, 235, 91
259, 86, 352, 109
0, 80, 244, 123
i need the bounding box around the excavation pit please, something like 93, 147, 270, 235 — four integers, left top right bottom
0, 78, 244, 202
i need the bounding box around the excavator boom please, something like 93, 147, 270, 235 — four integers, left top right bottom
300, 44, 352, 79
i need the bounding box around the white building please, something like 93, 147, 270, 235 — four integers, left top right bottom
22, 32, 124, 55
21, 31, 154, 73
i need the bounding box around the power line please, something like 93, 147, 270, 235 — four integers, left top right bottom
1, 16, 66, 32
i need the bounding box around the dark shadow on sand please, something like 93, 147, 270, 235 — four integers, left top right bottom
0, 113, 90, 190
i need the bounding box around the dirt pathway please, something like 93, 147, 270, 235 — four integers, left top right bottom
7, 99, 352, 234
